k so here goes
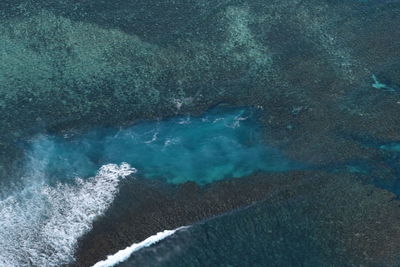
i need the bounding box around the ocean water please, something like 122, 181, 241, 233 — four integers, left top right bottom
116, 175, 398, 267
0, 107, 299, 266
1, 0, 400, 266
24, 107, 300, 185
117, 196, 346, 267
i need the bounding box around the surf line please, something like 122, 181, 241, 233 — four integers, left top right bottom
92, 226, 188, 267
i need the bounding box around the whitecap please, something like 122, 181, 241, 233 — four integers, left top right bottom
0, 162, 136, 267
92, 226, 187, 267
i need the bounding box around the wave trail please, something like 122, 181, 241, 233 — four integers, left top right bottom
92, 226, 188, 267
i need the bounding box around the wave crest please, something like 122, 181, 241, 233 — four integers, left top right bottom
92, 226, 187, 267
0, 162, 136, 267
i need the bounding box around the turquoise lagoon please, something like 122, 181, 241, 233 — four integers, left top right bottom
25, 107, 299, 185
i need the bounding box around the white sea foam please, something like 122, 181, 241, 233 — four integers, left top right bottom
92, 226, 187, 267
0, 162, 136, 267
178, 116, 191, 125
164, 137, 181, 147
144, 132, 159, 144
225, 110, 250, 128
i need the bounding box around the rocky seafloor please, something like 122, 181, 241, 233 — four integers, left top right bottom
1, 0, 400, 266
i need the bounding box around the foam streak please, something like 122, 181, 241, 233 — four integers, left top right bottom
92, 226, 188, 267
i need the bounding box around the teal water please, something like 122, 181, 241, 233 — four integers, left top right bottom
25, 107, 299, 185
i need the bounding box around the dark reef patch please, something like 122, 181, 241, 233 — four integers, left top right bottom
72, 172, 300, 266
120, 174, 400, 267
73, 171, 400, 267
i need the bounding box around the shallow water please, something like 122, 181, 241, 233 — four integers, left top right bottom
0, 107, 301, 266
25, 107, 300, 185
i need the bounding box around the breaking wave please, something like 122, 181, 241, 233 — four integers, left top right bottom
92, 226, 187, 267
0, 162, 136, 267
